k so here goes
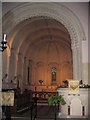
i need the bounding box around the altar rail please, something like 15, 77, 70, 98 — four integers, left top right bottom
11, 91, 58, 113
32, 91, 58, 102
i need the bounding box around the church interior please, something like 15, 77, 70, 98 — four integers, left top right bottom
0, 2, 89, 120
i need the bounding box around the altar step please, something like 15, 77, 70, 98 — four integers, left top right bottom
2, 116, 88, 120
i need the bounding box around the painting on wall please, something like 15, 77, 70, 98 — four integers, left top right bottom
68, 80, 79, 95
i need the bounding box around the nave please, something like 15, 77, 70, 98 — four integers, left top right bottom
2, 101, 88, 120
3, 104, 59, 120
1, 2, 89, 120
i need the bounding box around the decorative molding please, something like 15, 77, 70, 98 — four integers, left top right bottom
3, 3, 86, 49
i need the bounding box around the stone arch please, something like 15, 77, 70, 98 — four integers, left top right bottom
2, 3, 86, 83
3, 3, 85, 43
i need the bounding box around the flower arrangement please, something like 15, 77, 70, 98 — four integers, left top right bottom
48, 95, 66, 106
38, 80, 43, 85
48, 95, 66, 120
63, 80, 68, 87
79, 84, 90, 88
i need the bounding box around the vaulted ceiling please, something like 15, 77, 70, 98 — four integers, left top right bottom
8, 16, 72, 63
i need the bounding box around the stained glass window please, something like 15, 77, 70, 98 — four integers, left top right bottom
51, 67, 56, 83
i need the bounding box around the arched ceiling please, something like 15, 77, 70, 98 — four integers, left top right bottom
9, 16, 72, 63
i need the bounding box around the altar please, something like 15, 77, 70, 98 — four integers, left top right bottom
57, 88, 90, 118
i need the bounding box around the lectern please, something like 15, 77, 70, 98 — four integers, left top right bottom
2, 89, 15, 120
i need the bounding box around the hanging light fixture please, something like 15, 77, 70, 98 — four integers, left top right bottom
0, 34, 7, 52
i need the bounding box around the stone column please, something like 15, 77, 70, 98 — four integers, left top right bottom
22, 57, 28, 89
7, 54, 10, 75
17, 54, 24, 91
22, 57, 26, 89
31, 62, 35, 85
14, 54, 18, 76
72, 46, 78, 79
72, 45, 82, 80
8, 50, 16, 82
76, 46, 82, 80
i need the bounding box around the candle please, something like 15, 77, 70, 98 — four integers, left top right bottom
3, 34, 7, 42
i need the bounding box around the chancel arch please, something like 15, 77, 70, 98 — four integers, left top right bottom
2, 3, 86, 90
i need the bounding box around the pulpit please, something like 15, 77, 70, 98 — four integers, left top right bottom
2, 89, 15, 120
57, 88, 90, 118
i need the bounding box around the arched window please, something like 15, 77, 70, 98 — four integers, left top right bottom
51, 67, 56, 84
27, 60, 32, 84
